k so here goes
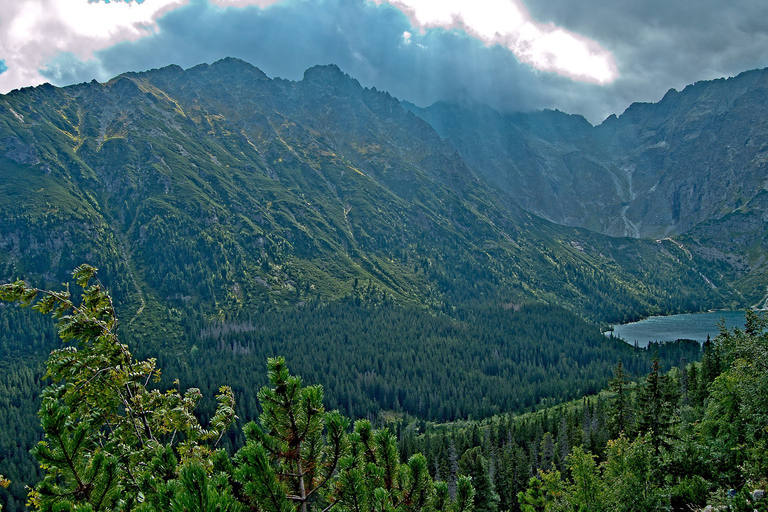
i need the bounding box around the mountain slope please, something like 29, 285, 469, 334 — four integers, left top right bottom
0, 58, 733, 332
405, 69, 768, 305
406, 68, 768, 240
0, 58, 742, 510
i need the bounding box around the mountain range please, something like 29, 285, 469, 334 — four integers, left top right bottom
2, 57, 757, 335
405, 69, 768, 306
406, 68, 768, 238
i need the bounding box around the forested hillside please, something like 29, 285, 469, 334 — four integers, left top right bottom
1, 268, 702, 509
0, 58, 734, 326
1, 269, 765, 512
402, 313, 768, 512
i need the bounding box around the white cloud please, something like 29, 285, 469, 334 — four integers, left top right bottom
0, 0, 187, 93
374, 0, 618, 84
0, 0, 617, 95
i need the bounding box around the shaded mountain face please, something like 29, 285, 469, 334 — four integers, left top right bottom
405, 69, 768, 307
0, 58, 736, 336
402, 102, 624, 234
406, 68, 768, 240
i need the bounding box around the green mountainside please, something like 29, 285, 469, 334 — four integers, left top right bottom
0, 58, 732, 326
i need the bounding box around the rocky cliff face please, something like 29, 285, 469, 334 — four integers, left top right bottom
407, 68, 768, 240
403, 102, 624, 234
597, 68, 768, 238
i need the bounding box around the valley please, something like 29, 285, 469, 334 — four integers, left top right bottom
1, 58, 767, 511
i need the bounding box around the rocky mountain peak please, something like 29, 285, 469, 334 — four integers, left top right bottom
301, 64, 362, 98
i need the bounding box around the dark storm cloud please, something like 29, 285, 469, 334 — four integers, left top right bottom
524, 0, 768, 121
36, 0, 607, 120
42, 0, 422, 86
40, 52, 109, 85
35, 0, 768, 125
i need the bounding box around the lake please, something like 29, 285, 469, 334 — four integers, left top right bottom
608, 310, 747, 347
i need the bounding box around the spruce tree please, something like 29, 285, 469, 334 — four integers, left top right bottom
608, 360, 631, 437
459, 447, 499, 512
636, 357, 673, 454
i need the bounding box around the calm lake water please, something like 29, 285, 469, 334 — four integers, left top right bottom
609, 311, 747, 347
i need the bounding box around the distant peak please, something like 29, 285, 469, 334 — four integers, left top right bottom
300, 64, 362, 98
661, 87, 679, 100
211, 57, 253, 69
156, 64, 184, 74
209, 57, 268, 79
185, 58, 268, 81
302, 64, 353, 83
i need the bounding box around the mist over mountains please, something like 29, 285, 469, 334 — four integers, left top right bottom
406, 68, 768, 307
407, 67, 768, 240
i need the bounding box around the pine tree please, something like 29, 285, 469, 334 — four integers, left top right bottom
517, 476, 546, 512
234, 357, 347, 512
1, 265, 237, 511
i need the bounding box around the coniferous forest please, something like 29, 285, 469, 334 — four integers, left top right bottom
1, 266, 766, 512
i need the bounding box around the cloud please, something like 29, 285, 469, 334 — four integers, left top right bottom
39, 0, 571, 114
524, 0, 768, 120
209, 0, 284, 6
0, 0, 187, 92
3, 0, 768, 125
375, 0, 617, 84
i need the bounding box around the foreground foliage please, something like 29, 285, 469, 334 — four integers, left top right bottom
0, 266, 473, 511
0, 272, 697, 510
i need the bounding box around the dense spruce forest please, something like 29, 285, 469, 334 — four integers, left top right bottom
400, 319, 768, 512
0, 267, 705, 510
0, 267, 766, 512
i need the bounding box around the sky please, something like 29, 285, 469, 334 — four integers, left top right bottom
1, 0, 768, 124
